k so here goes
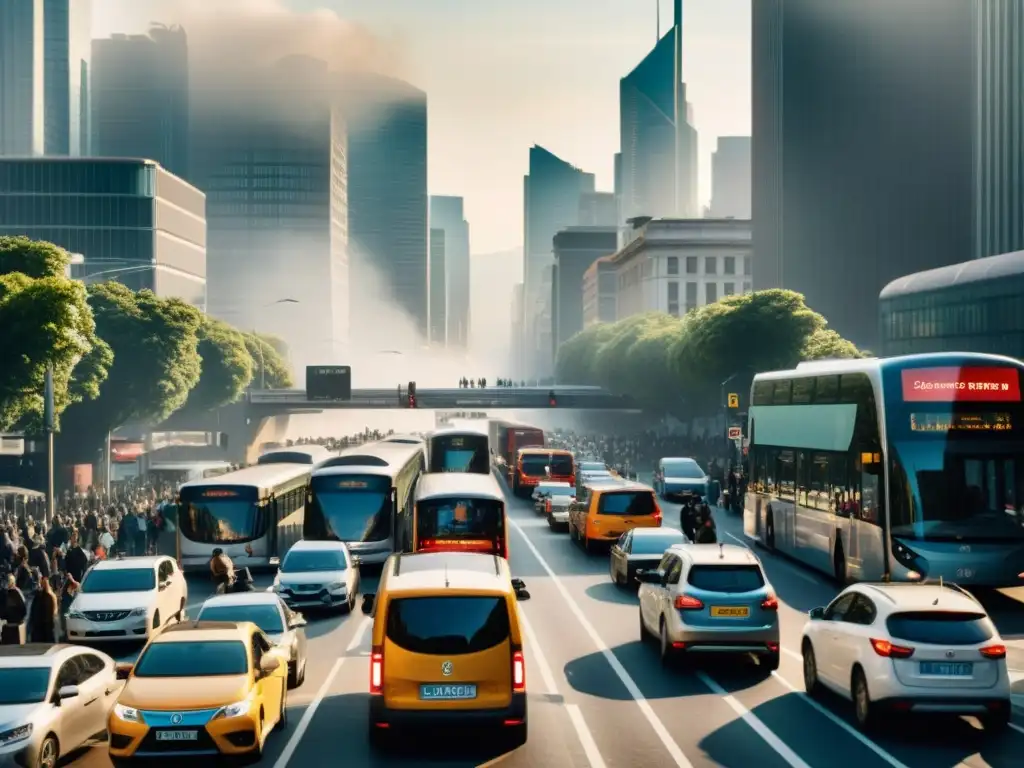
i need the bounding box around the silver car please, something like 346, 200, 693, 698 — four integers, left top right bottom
610, 528, 687, 586
638, 543, 780, 671
531, 480, 572, 510
195, 592, 309, 689
0, 643, 122, 768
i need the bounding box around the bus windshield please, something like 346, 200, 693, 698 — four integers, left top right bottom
886, 364, 1024, 541
417, 497, 504, 551
179, 486, 265, 544
430, 434, 489, 473
306, 474, 392, 542
520, 453, 573, 477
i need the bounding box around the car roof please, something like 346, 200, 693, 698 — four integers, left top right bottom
671, 542, 762, 566
287, 540, 350, 553
89, 556, 165, 571
151, 620, 256, 643
633, 527, 684, 538
853, 582, 983, 612
517, 447, 571, 455
384, 552, 511, 595
0, 643, 82, 668
660, 457, 700, 463
199, 592, 283, 610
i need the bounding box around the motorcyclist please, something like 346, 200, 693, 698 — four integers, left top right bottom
209, 548, 235, 593
680, 493, 717, 543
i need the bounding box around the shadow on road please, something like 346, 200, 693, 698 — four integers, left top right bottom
584, 581, 638, 606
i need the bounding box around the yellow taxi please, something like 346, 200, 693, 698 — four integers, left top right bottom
107, 620, 289, 764
568, 479, 662, 552
361, 551, 531, 750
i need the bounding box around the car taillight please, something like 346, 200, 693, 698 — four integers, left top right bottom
870, 638, 914, 659
370, 646, 384, 694
512, 649, 526, 693
545, 499, 552, 513
674, 595, 703, 610
761, 595, 779, 610
980, 644, 1007, 659
652, 504, 663, 525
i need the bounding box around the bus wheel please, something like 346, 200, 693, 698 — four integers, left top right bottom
765, 511, 775, 551
833, 542, 847, 584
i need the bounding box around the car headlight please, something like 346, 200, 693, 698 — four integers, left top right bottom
0, 724, 31, 746
128, 608, 147, 617
113, 703, 143, 723
327, 582, 345, 592
67, 610, 86, 620
212, 694, 254, 720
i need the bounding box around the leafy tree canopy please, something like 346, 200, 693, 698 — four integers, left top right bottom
185, 317, 255, 411
243, 332, 293, 389
554, 323, 617, 385
802, 328, 866, 361
593, 312, 677, 395
0, 236, 71, 280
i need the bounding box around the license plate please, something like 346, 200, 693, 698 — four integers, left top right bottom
419, 683, 477, 701
920, 662, 973, 676
710, 606, 749, 618
155, 730, 198, 741
298, 585, 317, 592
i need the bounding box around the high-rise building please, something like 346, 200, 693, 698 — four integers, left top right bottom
582, 256, 618, 328
578, 192, 617, 227
0, 158, 206, 306
510, 282, 524, 377
91, 25, 189, 179
191, 57, 348, 366
551, 226, 618, 350
341, 73, 428, 339
43, 0, 91, 156
710, 137, 751, 219
752, 0, 976, 349
429, 227, 446, 346
430, 195, 470, 347
0, 0, 45, 156
619, 0, 698, 223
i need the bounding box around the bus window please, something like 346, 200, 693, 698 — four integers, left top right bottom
307, 475, 393, 542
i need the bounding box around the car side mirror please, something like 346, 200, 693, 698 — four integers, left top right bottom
635, 569, 661, 584
361, 593, 376, 616
809, 607, 826, 620
510, 578, 525, 590
56, 685, 79, 702
115, 663, 133, 680
289, 614, 307, 629
515, 588, 531, 601
259, 655, 281, 674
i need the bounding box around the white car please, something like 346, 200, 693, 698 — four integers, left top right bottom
801, 582, 1012, 732
66, 556, 188, 643
271, 540, 359, 612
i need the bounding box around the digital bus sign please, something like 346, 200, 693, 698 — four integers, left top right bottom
909, 413, 1013, 433
901, 367, 1021, 402
201, 489, 239, 498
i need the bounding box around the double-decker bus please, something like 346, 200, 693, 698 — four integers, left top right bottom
412, 473, 508, 558
176, 463, 309, 572
512, 447, 575, 497
488, 419, 544, 475
304, 442, 425, 562
426, 426, 490, 473
258, 445, 335, 466
744, 353, 1024, 586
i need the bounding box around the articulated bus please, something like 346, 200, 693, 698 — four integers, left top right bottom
177, 463, 309, 572
305, 442, 425, 562
426, 426, 490, 473
511, 447, 575, 497
744, 352, 1024, 586
489, 419, 545, 475
258, 445, 335, 466
412, 473, 508, 558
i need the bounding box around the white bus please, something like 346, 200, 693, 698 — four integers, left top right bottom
176, 463, 310, 572
412, 473, 508, 559
744, 352, 1024, 586
425, 425, 490, 474
258, 445, 335, 466
305, 441, 425, 563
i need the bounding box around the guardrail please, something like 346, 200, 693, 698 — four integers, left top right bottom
246, 387, 639, 410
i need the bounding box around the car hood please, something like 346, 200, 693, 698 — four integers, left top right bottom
71, 591, 154, 612
277, 569, 345, 586
0, 703, 41, 731
120, 675, 251, 710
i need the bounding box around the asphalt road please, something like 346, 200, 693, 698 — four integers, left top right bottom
65, 487, 1024, 767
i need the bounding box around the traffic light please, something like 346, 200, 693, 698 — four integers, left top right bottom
548, 390, 557, 407
407, 381, 417, 408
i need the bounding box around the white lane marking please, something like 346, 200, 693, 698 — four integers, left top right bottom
768, 670, 912, 768
273, 617, 371, 768
1009, 721, 1024, 737
696, 671, 812, 768
724, 532, 820, 585
510, 519, 694, 768
782, 647, 802, 662
518, 606, 606, 768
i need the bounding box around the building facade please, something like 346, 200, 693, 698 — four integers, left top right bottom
429, 227, 446, 346
91, 25, 189, 180
578, 192, 617, 227
612, 218, 751, 319
0, 158, 206, 306
879, 250, 1024, 359
552, 226, 618, 349
710, 136, 751, 219
430, 195, 470, 347
582, 256, 618, 328
0, 0, 45, 156
510, 282, 524, 378
752, 0, 977, 350
44, 0, 91, 156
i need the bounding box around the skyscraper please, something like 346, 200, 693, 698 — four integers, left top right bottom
752, 0, 976, 348
0, 0, 45, 156
430, 195, 470, 347
551, 226, 618, 349
618, 0, 698, 223
91, 25, 189, 179
429, 227, 446, 346
43, 0, 91, 156
341, 73, 429, 340
710, 137, 751, 219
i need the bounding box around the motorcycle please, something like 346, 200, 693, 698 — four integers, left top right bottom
680, 493, 717, 544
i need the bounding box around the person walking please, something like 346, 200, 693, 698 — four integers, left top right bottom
28, 575, 58, 643
1, 573, 27, 645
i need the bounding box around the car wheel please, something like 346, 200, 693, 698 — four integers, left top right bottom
151, 611, 160, 631
981, 704, 1011, 733
802, 640, 822, 696
852, 667, 875, 730
276, 688, 288, 730
288, 660, 298, 689
639, 609, 653, 644
297, 657, 306, 686
178, 597, 186, 621
505, 719, 528, 749
37, 734, 59, 768
369, 722, 389, 751
833, 542, 847, 585
659, 618, 674, 666
762, 650, 780, 673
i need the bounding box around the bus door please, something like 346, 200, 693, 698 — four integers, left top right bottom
268, 494, 279, 559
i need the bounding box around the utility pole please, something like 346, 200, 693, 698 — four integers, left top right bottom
44, 366, 55, 524
105, 430, 112, 498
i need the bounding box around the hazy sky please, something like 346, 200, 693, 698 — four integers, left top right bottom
94, 0, 751, 254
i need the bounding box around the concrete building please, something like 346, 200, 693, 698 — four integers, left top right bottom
0, 157, 206, 306
430, 195, 470, 347
429, 227, 446, 347
578, 192, 617, 227
611, 218, 751, 319
0, 0, 45, 156
341, 73, 428, 339
191, 57, 347, 364
551, 226, 618, 350
710, 136, 751, 219
91, 25, 189, 180
618, 0, 698, 222
582, 256, 618, 328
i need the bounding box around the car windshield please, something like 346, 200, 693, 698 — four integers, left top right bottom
662, 460, 705, 478
631, 533, 685, 554
520, 453, 573, 477
538, 484, 572, 497
134, 641, 248, 677
282, 550, 348, 572
687, 565, 765, 593
197, 604, 284, 634
0, 668, 50, 704
81, 568, 155, 593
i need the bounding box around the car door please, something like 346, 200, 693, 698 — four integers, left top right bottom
832, 594, 878, 695
281, 600, 307, 665
816, 592, 856, 687
54, 656, 90, 749
155, 560, 174, 621
252, 631, 283, 729
661, 555, 684, 621
168, 558, 187, 617
75, 653, 114, 740
640, 552, 674, 632
611, 532, 631, 579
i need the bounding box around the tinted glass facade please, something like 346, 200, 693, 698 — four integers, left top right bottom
429, 227, 446, 346
0, 0, 44, 155
552, 227, 618, 348
429, 195, 470, 347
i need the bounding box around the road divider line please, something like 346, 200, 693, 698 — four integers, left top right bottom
510, 519, 693, 768
696, 671, 811, 768
724, 532, 820, 585
566, 704, 608, 768
273, 617, 370, 768
768, 671, 911, 768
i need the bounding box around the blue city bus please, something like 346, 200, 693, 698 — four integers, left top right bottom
744, 352, 1024, 586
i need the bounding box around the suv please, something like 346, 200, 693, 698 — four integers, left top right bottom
801, 582, 1011, 732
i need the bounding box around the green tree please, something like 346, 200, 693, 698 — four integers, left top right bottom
0, 273, 111, 431
58, 283, 203, 461
623, 318, 686, 410
802, 328, 865, 360
185, 317, 255, 411
243, 332, 293, 389
0, 236, 71, 280
593, 312, 677, 395
554, 323, 617, 385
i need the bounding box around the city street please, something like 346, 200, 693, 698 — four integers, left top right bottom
65, 486, 1024, 767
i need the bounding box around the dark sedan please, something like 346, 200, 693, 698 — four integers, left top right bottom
609, 528, 687, 587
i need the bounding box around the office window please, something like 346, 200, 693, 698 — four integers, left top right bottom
667, 256, 679, 276
743, 281, 752, 293
705, 256, 717, 275
705, 282, 717, 304
724, 256, 735, 275
667, 281, 679, 316
685, 281, 698, 312
743, 256, 751, 276
724, 282, 735, 296
685, 256, 697, 274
